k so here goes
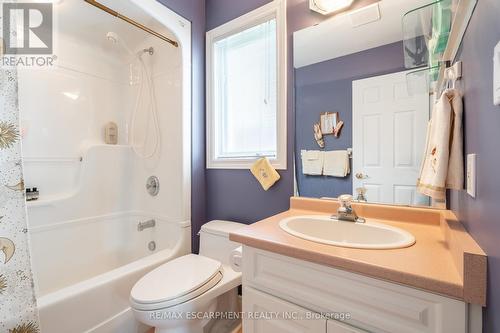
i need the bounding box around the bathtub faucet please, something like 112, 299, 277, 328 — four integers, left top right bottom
137, 219, 156, 231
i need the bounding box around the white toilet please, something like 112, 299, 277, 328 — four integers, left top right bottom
130, 221, 244, 333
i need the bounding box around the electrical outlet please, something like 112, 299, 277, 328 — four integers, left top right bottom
467, 154, 476, 198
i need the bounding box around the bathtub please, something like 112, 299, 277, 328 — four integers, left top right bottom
29, 212, 191, 333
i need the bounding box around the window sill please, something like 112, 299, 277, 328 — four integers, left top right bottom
207, 157, 287, 170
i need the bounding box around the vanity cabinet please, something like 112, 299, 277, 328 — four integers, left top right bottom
244, 286, 326, 332
244, 286, 368, 333
242, 246, 470, 333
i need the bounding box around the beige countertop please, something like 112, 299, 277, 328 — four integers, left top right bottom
229, 197, 487, 306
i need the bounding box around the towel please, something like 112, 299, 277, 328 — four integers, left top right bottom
323, 150, 350, 177
301, 150, 324, 175
250, 157, 280, 191
417, 89, 463, 199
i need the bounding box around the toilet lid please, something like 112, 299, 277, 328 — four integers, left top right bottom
130, 254, 222, 308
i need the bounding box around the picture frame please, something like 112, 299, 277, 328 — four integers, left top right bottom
320, 112, 338, 135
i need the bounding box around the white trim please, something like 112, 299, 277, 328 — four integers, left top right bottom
206, 0, 287, 170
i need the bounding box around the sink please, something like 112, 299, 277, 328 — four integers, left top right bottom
279, 215, 415, 249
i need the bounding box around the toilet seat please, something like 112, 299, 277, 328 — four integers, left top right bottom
130, 254, 223, 311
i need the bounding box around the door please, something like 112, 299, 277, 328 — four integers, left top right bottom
243, 287, 326, 333
352, 70, 430, 206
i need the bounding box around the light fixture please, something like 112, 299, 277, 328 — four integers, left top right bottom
309, 0, 355, 15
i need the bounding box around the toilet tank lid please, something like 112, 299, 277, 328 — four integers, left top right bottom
200, 220, 245, 237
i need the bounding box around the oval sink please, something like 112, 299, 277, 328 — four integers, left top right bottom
279, 215, 415, 249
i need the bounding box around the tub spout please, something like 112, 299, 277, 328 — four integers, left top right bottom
137, 219, 156, 231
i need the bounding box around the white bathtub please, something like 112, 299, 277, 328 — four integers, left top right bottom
29, 212, 191, 333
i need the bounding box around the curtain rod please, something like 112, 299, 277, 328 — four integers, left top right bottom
84, 0, 179, 48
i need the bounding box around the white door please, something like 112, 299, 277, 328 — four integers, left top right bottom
352, 70, 430, 206
243, 287, 326, 333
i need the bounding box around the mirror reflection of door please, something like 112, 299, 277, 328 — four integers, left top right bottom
352, 70, 430, 206
292, 0, 445, 208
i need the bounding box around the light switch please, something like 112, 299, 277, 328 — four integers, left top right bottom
494, 41, 500, 106
467, 154, 476, 198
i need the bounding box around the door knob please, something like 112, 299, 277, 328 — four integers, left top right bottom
355, 173, 368, 179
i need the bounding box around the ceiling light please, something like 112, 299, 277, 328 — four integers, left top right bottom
309, 0, 355, 15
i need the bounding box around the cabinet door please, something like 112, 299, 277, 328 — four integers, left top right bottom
327, 320, 369, 333
243, 287, 326, 333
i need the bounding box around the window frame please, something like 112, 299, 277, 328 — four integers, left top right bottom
206, 0, 287, 170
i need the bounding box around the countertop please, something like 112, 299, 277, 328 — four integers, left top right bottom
229, 197, 487, 306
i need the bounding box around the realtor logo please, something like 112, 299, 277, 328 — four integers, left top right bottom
2, 3, 53, 55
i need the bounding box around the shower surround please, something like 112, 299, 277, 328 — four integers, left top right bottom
12, 0, 193, 332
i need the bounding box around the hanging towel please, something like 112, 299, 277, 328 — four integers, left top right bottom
250, 157, 280, 191
323, 150, 350, 177
417, 89, 463, 199
301, 150, 324, 175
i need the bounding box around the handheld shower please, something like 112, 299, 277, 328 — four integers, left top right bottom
105, 32, 160, 159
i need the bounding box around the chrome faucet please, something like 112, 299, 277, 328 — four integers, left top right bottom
137, 219, 156, 231
332, 194, 365, 223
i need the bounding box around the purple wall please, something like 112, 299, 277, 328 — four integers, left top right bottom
203, 0, 381, 225
447, 0, 500, 331
157, 0, 206, 253
203, 0, 336, 225
204, 0, 399, 226
205, 0, 294, 225
295, 42, 405, 198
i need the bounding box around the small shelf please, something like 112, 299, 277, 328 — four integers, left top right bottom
403, 0, 456, 70
406, 65, 442, 96
26, 193, 76, 208
403, 0, 477, 93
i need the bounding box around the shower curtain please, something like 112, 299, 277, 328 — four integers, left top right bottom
0, 68, 40, 332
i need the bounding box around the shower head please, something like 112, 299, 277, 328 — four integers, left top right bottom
106, 31, 119, 44
106, 31, 133, 56
106, 32, 154, 59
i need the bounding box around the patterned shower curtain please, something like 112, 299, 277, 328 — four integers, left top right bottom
0, 68, 40, 332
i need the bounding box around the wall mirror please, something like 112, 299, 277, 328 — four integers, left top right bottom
293, 0, 473, 208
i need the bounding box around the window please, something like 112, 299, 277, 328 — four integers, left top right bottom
207, 0, 287, 169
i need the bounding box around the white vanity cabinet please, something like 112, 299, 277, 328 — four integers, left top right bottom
242, 246, 472, 333
244, 286, 369, 333
244, 286, 326, 332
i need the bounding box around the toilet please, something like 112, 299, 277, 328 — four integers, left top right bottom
130, 221, 244, 333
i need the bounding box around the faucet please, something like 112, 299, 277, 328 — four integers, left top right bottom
332, 194, 365, 223
137, 219, 156, 231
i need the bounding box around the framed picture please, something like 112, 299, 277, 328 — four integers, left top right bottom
320, 112, 338, 135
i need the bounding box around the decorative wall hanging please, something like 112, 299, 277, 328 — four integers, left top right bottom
333, 120, 344, 138
313, 112, 344, 148
0, 69, 40, 332
313, 123, 325, 148
320, 112, 338, 135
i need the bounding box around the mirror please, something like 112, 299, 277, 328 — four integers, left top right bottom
293, 0, 441, 207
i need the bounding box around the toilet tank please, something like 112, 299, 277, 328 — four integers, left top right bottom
199, 220, 244, 265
